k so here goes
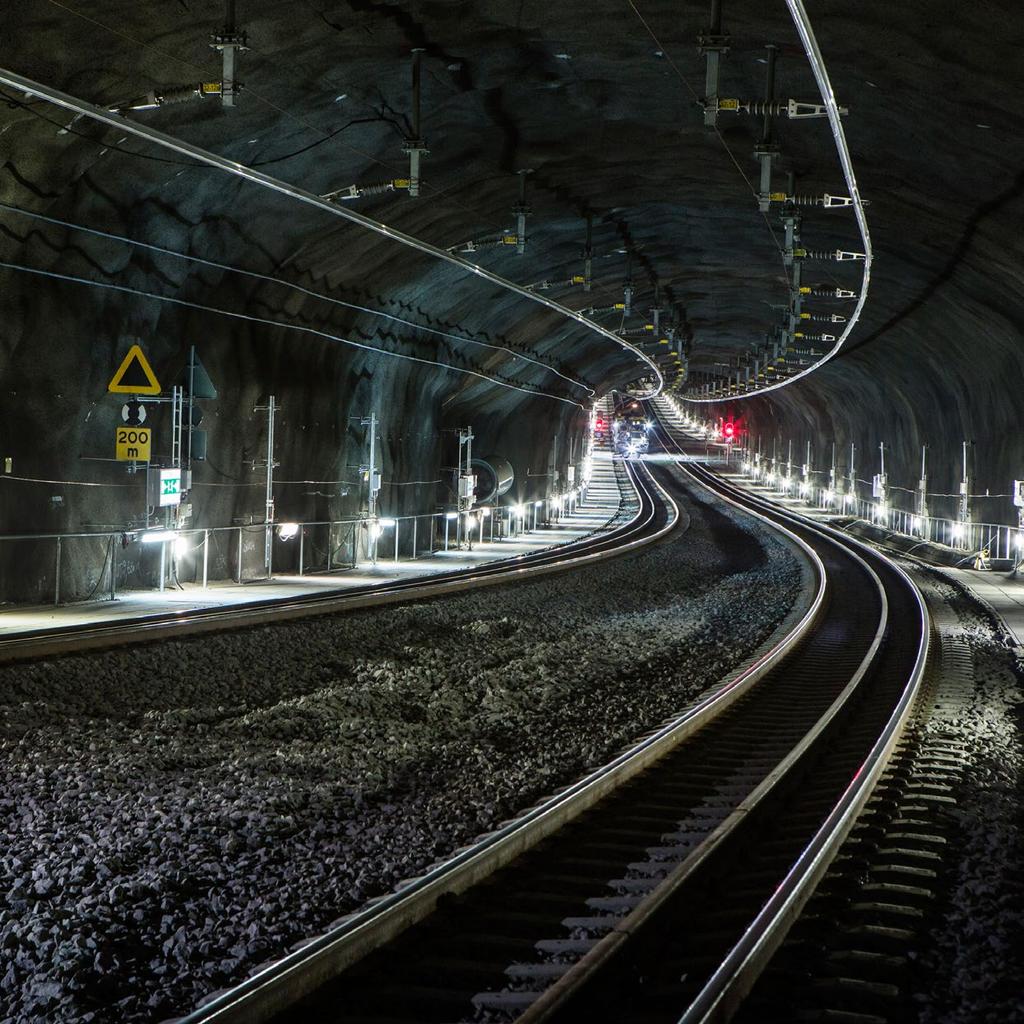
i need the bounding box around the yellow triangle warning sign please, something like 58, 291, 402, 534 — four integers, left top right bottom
108, 344, 161, 395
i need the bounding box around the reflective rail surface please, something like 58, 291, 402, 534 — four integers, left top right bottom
284, 413, 923, 1024
506, 422, 926, 1024
168, 456, 827, 1024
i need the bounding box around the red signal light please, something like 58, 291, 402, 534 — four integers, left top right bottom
723, 422, 736, 440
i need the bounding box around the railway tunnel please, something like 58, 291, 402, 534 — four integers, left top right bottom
2, 2, 1023, 1023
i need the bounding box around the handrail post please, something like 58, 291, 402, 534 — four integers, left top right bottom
109, 535, 117, 601
54, 536, 62, 606
202, 530, 209, 589
412, 516, 418, 559
394, 520, 400, 562
298, 527, 305, 576
236, 527, 243, 583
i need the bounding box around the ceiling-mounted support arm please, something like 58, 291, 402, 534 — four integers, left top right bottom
581, 214, 593, 291
697, 0, 730, 128
754, 44, 779, 212
209, 0, 247, 107
402, 48, 429, 197
512, 170, 532, 255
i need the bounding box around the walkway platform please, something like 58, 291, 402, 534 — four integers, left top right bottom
656, 408, 1024, 651
0, 451, 627, 640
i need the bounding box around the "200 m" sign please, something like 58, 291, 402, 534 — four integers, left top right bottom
115, 427, 152, 462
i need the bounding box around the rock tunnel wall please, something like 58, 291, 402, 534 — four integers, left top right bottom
2, 0, 1024, 597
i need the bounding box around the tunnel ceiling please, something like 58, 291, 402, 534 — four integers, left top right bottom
1, 1, 1022, 464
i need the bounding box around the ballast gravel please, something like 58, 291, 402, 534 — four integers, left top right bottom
0, 475, 807, 1024
914, 581, 1024, 1024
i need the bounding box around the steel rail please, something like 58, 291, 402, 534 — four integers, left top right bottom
170, 463, 827, 1024
517, 446, 891, 1024
0, 459, 657, 664
656, 417, 929, 1024
0, 66, 662, 397
685, 0, 871, 404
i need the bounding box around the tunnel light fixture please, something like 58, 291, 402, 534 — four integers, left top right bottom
173, 536, 190, 557
951, 523, 966, 543
379, 518, 397, 528
141, 530, 176, 544
534, 500, 543, 508
911, 516, 923, 533
276, 522, 299, 540
445, 512, 459, 520
823, 489, 835, 505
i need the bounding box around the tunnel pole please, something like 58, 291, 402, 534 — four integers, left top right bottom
254, 396, 277, 576
959, 441, 972, 549
917, 446, 929, 537
698, 0, 730, 128
847, 443, 857, 512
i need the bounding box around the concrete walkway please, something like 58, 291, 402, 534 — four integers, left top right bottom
0, 450, 627, 638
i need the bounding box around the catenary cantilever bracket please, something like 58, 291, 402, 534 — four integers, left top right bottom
0, 65, 663, 397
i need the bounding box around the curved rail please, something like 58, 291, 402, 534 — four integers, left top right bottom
0, 460, 668, 665
658, 420, 929, 1024
169, 461, 828, 1024
0, 66, 662, 397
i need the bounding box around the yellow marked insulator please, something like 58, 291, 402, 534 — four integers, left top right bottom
799, 286, 811, 293
719, 98, 740, 110
393, 179, 410, 189
201, 82, 223, 94
799, 312, 811, 319
613, 302, 625, 310
769, 192, 787, 202
571, 275, 585, 284
644, 324, 654, 331
658, 339, 669, 345
794, 332, 804, 338
793, 248, 807, 257
501, 235, 517, 245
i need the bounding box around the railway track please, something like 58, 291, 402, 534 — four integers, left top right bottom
0, 455, 670, 665
732, 542, 1015, 1023
169, 416, 928, 1024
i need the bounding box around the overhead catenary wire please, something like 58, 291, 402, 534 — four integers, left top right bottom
0, 202, 594, 396
0, 65, 663, 395
0, 258, 588, 409
625, 0, 870, 402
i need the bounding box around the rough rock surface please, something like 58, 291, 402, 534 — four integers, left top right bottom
0, 477, 807, 1023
